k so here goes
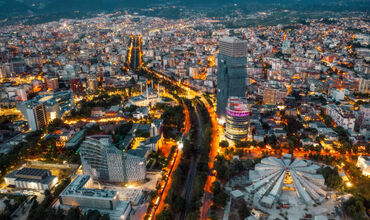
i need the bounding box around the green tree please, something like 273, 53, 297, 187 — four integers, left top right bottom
235, 140, 246, 148
238, 202, 251, 219
219, 140, 229, 148
343, 197, 366, 219
321, 167, 342, 189
65, 207, 82, 220
157, 208, 172, 220
81, 209, 101, 220
213, 191, 228, 207
47, 118, 68, 132
210, 181, 222, 195
285, 116, 303, 134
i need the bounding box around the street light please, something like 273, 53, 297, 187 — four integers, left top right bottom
177, 141, 183, 150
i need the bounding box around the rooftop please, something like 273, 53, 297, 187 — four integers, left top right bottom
227, 96, 250, 112
61, 175, 117, 199
16, 167, 50, 178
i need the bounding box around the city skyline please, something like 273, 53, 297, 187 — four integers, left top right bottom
0, 2, 369, 220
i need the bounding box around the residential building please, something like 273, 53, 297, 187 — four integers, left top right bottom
46, 77, 59, 91
263, 86, 288, 105
17, 90, 74, 129
329, 89, 345, 101
17, 101, 47, 131
358, 74, 370, 94
132, 107, 149, 119
87, 77, 99, 93
70, 78, 84, 94
357, 104, 370, 129
357, 156, 370, 177
326, 104, 356, 130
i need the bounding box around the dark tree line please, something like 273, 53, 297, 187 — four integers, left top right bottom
321, 166, 342, 190
68, 91, 122, 119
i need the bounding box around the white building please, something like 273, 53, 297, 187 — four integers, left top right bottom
357, 156, 370, 177
5, 168, 58, 191
80, 135, 146, 183
132, 107, 149, 119
246, 155, 327, 208
128, 86, 161, 107
358, 75, 370, 94
80, 135, 125, 183
123, 152, 147, 183
329, 89, 345, 101
326, 104, 356, 130
357, 104, 370, 128
59, 175, 131, 220
150, 119, 163, 137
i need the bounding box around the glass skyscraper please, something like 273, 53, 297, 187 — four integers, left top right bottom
216, 37, 247, 121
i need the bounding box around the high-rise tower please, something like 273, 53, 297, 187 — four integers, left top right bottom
127, 34, 143, 70
216, 37, 247, 121
17, 101, 48, 131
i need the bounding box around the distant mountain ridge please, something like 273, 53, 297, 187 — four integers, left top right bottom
0, 0, 368, 20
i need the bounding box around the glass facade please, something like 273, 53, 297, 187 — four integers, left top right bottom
225, 97, 250, 141
80, 136, 125, 183
80, 135, 146, 183
216, 37, 247, 120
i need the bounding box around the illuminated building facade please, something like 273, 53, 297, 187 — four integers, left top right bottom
46, 77, 59, 91
127, 35, 143, 70
59, 175, 132, 220
17, 90, 74, 130
19, 101, 48, 131
59, 175, 119, 210
128, 86, 161, 107
263, 86, 288, 105
123, 152, 147, 183
216, 37, 247, 120
357, 155, 370, 177
5, 168, 58, 191
87, 77, 99, 93
70, 78, 84, 94
358, 74, 370, 94
80, 135, 146, 183
225, 97, 250, 141
80, 136, 125, 183
247, 155, 327, 208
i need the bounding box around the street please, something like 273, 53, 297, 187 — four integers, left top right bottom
179, 105, 203, 220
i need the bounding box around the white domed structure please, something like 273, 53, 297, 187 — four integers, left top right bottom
246, 154, 327, 208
